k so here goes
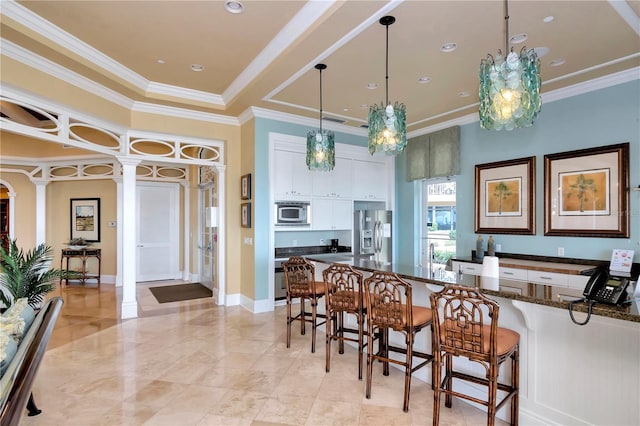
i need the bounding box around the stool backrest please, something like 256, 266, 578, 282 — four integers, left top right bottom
322, 263, 363, 313
283, 256, 315, 296
364, 271, 412, 333
430, 285, 499, 360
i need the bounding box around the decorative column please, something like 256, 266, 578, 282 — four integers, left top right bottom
31, 178, 49, 245
181, 182, 190, 281
118, 157, 141, 319
113, 176, 123, 286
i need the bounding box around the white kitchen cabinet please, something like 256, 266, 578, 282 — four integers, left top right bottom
352, 159, 387, 200
499, 267, 528, 281
451, 260, 482, 276
526, 270, 569, 287
312, 156, 352, 198
312, 198, 352, 230
274, 150, 313, 198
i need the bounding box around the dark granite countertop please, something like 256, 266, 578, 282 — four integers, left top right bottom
306, 254, 640, 323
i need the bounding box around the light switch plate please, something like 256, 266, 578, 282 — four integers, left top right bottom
107, 221, 117, 227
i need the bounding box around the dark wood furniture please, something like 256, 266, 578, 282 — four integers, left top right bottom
60, 248, 101, 288
322, 263, 366, 379
283, 256, 326, 353
0, 297, 64, 426
430, 285, 520, 426
364, 271, 434, 412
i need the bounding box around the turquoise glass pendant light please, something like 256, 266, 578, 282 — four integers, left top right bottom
479, 0, 541, 131
368, 16, 407, 155
306, 63, 335, 171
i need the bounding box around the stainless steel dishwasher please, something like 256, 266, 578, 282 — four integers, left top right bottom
274, 259, 287, 300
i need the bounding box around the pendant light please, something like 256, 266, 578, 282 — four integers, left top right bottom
368, 16, 407, 156
306, 63, 335, 171
479, 0, 541, 131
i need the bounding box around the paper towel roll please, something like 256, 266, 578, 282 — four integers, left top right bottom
481, 256, 499, 278
480, 276, 500, 291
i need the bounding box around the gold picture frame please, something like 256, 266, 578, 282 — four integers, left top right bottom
544, 143, 630, 237
475, 156, 535, 235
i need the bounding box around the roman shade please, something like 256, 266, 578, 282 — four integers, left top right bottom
405, 126, 460, 181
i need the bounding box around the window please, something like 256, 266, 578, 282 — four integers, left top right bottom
420, 179, 456, 270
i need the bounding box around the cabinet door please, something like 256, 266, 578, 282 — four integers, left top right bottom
332, 157, 352, 198
451, 261, 482, 276
311, 198, 333, 230
290, 152, 313, 196
274, 150, 294, 197
331, 199, 353, 230
352, 160, 386, 200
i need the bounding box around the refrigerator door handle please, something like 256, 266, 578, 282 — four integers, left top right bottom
375, 220, 382, 253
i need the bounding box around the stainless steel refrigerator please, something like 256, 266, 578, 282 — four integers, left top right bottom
354, 210, 392, 264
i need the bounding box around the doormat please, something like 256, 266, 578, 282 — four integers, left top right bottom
149, 283, 213, 304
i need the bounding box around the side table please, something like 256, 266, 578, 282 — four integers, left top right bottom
60, 248, 101, 289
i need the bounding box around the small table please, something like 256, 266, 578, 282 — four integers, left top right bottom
60, 248, 101, 289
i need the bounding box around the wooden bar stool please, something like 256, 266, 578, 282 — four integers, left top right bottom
430, 285, 519, 426
283, 256, 326, 353
364, 271, 434, 412
322, 263, 366, 379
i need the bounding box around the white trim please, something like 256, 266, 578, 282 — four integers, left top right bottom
609, 0, 640, 37
0, 180, 16, 243
131, 102, 237, 126
238, 294, 274, 314
247, 106, 368, 137
225, 293, 241, 307
146, 82, 224, 107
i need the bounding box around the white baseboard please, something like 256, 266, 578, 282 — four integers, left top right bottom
225, 293, 241, 306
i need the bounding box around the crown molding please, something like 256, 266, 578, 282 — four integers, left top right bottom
246, 106, 367, 137
223, 0, 338, 105
146, 82, 225, 107
609, 0, 640, 37
132, 102, 240, 126
1, 38, 134, 110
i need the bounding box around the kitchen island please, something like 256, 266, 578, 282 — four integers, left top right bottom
306, 254, 640, 426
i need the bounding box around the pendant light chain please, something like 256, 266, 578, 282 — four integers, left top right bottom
504, 0, 510, 55
385, 21, 389, 106
319, 66, 323, 134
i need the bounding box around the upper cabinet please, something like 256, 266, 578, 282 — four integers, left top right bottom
274, 150, 313, 199
352, 159, 387, 200
312, 156, 352, 198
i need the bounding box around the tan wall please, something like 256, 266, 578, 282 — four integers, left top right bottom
240, 119, 256, 299
47, 180, 117, 276
0, 172, 37, 248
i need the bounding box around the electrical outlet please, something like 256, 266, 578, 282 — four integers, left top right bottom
320, 239, 325, 245
558, 247, 565, 256
243, 237, 253, 245
107, 221, 117, 227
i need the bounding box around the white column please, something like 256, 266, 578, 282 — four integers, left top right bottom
31, 178, 49, 245
113, 177, 123, 287
118, 157, 140, 319
217, 166, 226, 305
181, 182, 190, 281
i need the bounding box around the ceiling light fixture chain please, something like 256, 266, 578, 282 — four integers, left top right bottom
478, 0, 541, 131
306, 63, 335, 171
367, 15, 407, 156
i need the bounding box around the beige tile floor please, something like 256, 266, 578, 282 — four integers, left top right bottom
20, 281, 506, 426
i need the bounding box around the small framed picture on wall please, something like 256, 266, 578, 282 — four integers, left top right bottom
241, 173, 252, 200
241, 202, 251, 228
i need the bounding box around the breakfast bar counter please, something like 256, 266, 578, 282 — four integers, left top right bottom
305, 254, 640, 425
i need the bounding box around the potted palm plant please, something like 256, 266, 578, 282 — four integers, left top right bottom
0, 239, 68, 309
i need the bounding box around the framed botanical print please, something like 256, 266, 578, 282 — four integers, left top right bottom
475, 156, 535, 235
544, 143, 630, 237
70, 198, 101, 242
241, 173, 252, 200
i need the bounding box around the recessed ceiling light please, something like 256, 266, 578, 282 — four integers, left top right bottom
440, 42, 457, 53
343, 108, 349, 112
458, 91, 470, 98
224, 1, 244, 14
549, 58, 566, 67
367, 83, 378, 90
157, 59, 165, 64
510, 33, 528, 44
417, 76, 432, 84
359, 104, 368, 109
191, 64, 204, 72
543, 15, 555, 23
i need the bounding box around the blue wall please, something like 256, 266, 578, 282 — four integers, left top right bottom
396, 80, 640, 263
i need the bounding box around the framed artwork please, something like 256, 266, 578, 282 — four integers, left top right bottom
544, 143, 629, 237
70, 198, 100, 242
475, 156, 535, 235
241, 173, 252, 200
241, 202, 251, 228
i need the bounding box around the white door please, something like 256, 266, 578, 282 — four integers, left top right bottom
136, 182, 179, 281
199, 183, 217, 296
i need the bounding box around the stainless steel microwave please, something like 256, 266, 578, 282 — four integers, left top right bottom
275, 201, 310, 226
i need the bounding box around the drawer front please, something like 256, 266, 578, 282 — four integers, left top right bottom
527, 270, 569, 287
567, 274, 590, 291
452, 261, 482, 276
499, 267, 528, 281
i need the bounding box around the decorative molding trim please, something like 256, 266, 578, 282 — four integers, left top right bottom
131, 101, 239, 126
247, 106, 368, 137
146, 81, 225, 107
609, 0, 640, 37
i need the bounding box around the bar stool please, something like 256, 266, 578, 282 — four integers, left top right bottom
322, 263, 366, 379
283, 256, 326, 353
364, 271, 434, 412
430, 285, 519, 426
